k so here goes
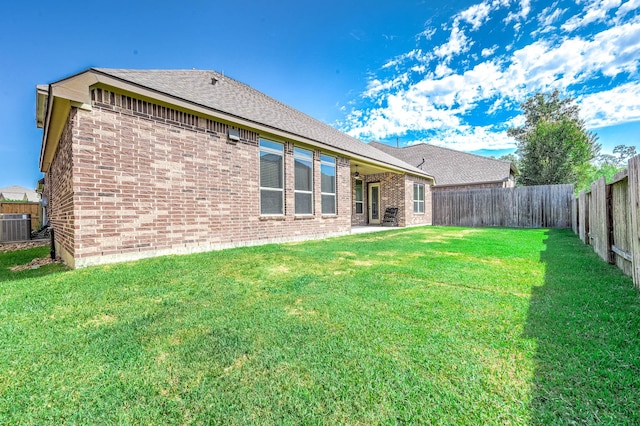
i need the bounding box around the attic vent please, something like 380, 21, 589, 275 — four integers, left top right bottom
228, 128, 240, 142
211, 77, 218, 85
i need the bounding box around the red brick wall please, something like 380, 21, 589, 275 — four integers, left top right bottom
350, 172, 399, 227
44, 109, 76, 264
64, 93, 351, 267
351, 172, 433, 227
404, 175, 433, 226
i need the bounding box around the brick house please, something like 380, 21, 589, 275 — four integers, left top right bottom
369, 142, 517, 192
36, 68, 434, 268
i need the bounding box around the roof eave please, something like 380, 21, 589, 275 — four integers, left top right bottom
434, 179, 509, 188
89, 69, 433, 178
38, 69, 99, 171
36, 85, 49, 129
38, 68, 434, 179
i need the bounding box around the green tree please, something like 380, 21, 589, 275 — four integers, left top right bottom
574, 144, 638, 192
498, 153, 520, 169
508, 90, 600, 187
612, 144, 637, 166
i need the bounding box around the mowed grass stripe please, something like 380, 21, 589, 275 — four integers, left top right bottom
0, 227, 638, 425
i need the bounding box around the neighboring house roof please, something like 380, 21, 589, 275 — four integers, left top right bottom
37, 68, 432, 180
369, 141, 517, 186
0, 185, 40, 202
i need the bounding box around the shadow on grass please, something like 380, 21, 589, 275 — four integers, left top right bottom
526, 229, 640, 425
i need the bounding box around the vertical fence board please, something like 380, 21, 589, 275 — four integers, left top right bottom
432, 184, 574, 228
628, 156, 640, 289
0, 202, 41, 231
589, 177, 611, 262
611, 172, 632, 276
578, 191, 589, 243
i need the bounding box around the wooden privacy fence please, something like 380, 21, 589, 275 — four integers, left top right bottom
433, 184, 574, 228
0, 202, 41, 231
574, 154, 640, 288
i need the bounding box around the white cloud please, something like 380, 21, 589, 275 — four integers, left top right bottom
504, 114, 526, 129
408, 125, 516, 151
481, 45, 498, 56
457, 1, 492, 30
347, 18, 640, 140
562, 0, 623, 31
433, 25, 473, 62
363, 73, 409, 99
616, 0, 640, 22
505, 0, 532, 31
532, 3, 567, 36
488, 97, 505, 114
382, 49, 427, 69
416, 27, 437, 41
346, 61, 506, 140
411, 64, 427, 73
587, 19, 640, 77
502, 20, 640, 94
434, 62, 453, 77
539, 3, 565, 26
342, 0, 640, 153
578, 82, 640, 127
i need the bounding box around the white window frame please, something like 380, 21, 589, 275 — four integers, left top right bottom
294, 147, 314, 215
259, 139, 284, 215
321, 154, 337, 215
413, 183, 425, 214
355, 179, 364, 214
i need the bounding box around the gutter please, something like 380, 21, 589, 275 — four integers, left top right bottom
433, 178, 510, 188
37, 84, 52, 171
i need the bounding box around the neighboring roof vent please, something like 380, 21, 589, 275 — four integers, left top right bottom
211, 76, 218, 85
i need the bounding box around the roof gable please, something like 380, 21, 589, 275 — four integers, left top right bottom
0, 186, 40, 202
369, 142, 515, 186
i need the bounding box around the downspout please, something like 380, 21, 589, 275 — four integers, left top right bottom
50, 227, 56, 260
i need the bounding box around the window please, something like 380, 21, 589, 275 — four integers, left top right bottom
294, 147, 313, 215
413, 183, 425, 214
321, 155, 336, 214
355, 180, 363, 214
260, 139, 284, 215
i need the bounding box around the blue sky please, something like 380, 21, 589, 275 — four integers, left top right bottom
1, 0, 639, 189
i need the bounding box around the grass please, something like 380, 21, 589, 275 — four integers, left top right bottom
1, 227, 638, 425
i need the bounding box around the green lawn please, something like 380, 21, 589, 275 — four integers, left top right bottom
1, 227, 638, 425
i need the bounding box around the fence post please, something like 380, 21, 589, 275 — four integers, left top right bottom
628, 155, 640, 289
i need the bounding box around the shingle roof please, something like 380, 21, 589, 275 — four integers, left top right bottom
90, 68, 430, 178
369, 142, 515, 186
0, 186, 40, 202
